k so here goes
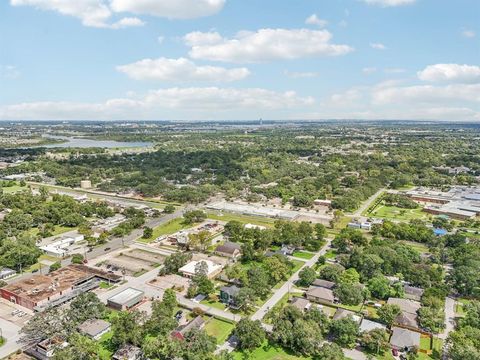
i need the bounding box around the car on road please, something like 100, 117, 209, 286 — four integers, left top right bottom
104, 247, 111, 251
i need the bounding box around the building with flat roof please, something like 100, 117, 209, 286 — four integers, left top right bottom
0, 265, 120, 311
0, 267, 16, 280
178, 260, 222, 279
107, 288, 144, 311
78, 319, 111, 340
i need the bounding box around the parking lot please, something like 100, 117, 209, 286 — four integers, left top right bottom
0, 299, 32, 326
102, 249, 165, 275
149, 274, 190, 296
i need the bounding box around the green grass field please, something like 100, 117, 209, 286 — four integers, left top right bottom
1, 184, 28, 193
233, 340, 309, 360
292, 251, 314, 260
138, 218, 192, 243
207, 211, 275, 227
368, 205, 430, 221
203, 317, 235, 344
400, 240, 430, 254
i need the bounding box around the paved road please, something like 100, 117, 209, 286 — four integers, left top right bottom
352, 188, 386, 217
251, 238, 332, 321
439, 296, 456, 340
0, 318, 22, 359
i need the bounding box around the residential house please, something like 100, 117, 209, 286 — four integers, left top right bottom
171, 316, 205, 341
404, 285, 424, 302
360, 319, 386, 333
333, 308, 361, 322
78, 319, 111, 340
387, 298, 421, 315
112, 345, 143, 360
390, 327, 421, 351
215, 242, 242, 259
305, 286, 334, 305
290, 297, 312, 312
311, 279, 336, 290
219, 285, 241, 308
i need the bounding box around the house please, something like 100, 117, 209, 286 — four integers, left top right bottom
215, 242, 242, 259
78, 319, 111, 340
311, 279, 336, 290
112, 345, 143, 360
333, 308, 361, 322
404, 285, 424, 302
219, 285, 241, 308
179, 260, 223, 279
387, 298, 421, 315
107, 288, 144, 311
244, 223, 266, 230
306, 286, 334, 305
390, 327, 421, 351
394, 311, 419, 329
348, 222, 362, 229
0, 267, 16, 280
33, 337, 68, 359
360, 319, 386, 333
290, 297, 312, 312
171, 316, 205, 341
279, 245, 295, 256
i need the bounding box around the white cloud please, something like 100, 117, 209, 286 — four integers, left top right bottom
462, 29, 476, 38
1, 65, 21, 79
418, 64, 480, 83
116, 57, 250, 82
0, 87, 314, 120
370, 42, 387, 50
185, 28, 353, 63
305, 14, 328, 28
10, 0, 224, 28
110, 0, 224, 19
284, 71, 319, 79
362, 67, 377, 74
362, 0, 416, 7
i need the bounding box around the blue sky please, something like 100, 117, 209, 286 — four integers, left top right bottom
0, 0, 479, 121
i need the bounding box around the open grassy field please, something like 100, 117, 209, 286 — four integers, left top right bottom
400, 240, 430, 254
207, 211, 275, 228
292, 251, 314, 260
138, 218, 192, 243
26, 254, 61, 272
233, 340, 309, 360
367, 205, 430, 221
203, 317, 235, 344
1, 184, 28, 193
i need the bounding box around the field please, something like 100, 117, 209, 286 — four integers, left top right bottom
367, 205, 430, 221
233, 340, 309, 360
207, 211, 275, 228
400, 241, 430, 254
26, 254, 61, 272
1, 184, 28, 193
138, 218, 191, 243
292, 251, 314, 260
203, 317, 235, 344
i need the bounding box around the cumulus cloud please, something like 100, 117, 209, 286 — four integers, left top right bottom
418, 64, 480, 83
370, 42, 387, 50
110, 0, 225, 19
305, 14, 328, 28
0, 87, 314, 120
185, 28, 353, 63
361, 0, 416, 7
462, 29, 476, 38
116, 57, 250, 82
10, 0, 224, 28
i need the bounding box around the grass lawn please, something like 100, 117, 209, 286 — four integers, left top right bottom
99, 281, 115, 289
420, 336, 431, 351
203, 317, 235, 344
138, 217, 192, 243
207, 211, 275, 228
336, 302, 364, 313
1, 184, 28, 193
200, 299, 228, 311
324, 249, 337, 259
233, 340, 310, 360
292, 251, 314, 260
455, 298, 471, 317
290, 260, 304, 273
401, 241, 430, 254
26, 254, 61, 272
97, 331, 114, 360
369, 205, 430, 221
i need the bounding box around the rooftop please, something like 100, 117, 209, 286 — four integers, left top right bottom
306, 286, 334, 302
387, 298, 421, 315
215, 241, 242, 254
78, 319, 111, 337
179, 260, 222, 276
390, 327, 421, 349
108, 288, 144, 305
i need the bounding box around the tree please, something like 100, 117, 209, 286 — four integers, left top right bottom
234, 287, 257, 313
183, 210, 207, 225
71, 253, 84, 264
247, 266, 271, 298
182, 328, 217, 359
314, 343, 346, 360
234, 318, 265, 350
142, 226, 153, 239
367, 275, 391, 300
360, 329, 390, 354
263, 255, 291, 284
53, 333, 99, 360
334, 283, 365, 306
339, 268, 360, 285
147, 291, 178, 336
111, 310, 146, 348
49, 261, 61, 272
163, 204, 176, 214
68, 292, 106, 325
330, 316, 360, 348
188, 230, 211, 251
298, 267, 317, 287
319, 264, 344, 283
20, 307, 71, 344
160, 252, 192, 275
377, 304, 401, 326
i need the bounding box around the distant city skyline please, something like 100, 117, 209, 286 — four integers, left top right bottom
1, 0, 479, 121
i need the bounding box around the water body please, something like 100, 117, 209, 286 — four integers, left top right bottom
38, 135, 153, 149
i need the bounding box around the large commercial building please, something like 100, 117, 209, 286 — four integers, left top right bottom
0, 265, 121, 311
107, 288, 144, 311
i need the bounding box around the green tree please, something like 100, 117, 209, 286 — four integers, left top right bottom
330, 316, 360, 348
71, 253, 84, 264
334, 283, 365, 306
49, 261, 61, 273
298, 267, 317, 287
314, 342, 346, 360
53, 333, 100, 360
367, 275, 391, 300
142, 226, 153, 239
111, 310, 146, 348
360, 329, 390, 354
234, 318, 265, 350
163, 204, 176, 214
68, 292, 106, 325
377, 304, 401, 326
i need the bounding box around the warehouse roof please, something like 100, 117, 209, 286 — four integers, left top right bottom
108, 288, 144, 305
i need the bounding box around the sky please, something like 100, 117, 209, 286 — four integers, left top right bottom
0, 0, 479, 121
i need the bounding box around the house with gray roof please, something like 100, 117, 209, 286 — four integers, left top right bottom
215, 242, 242, 259
290, 297, 311, 312
306, 286, 334, 305
78, 319, 111, 340
387, 298, 421, 315
311, 279, 336, 290
220, 285, 241, 308
404, 285, 424, 302
390, 327, 420, 351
